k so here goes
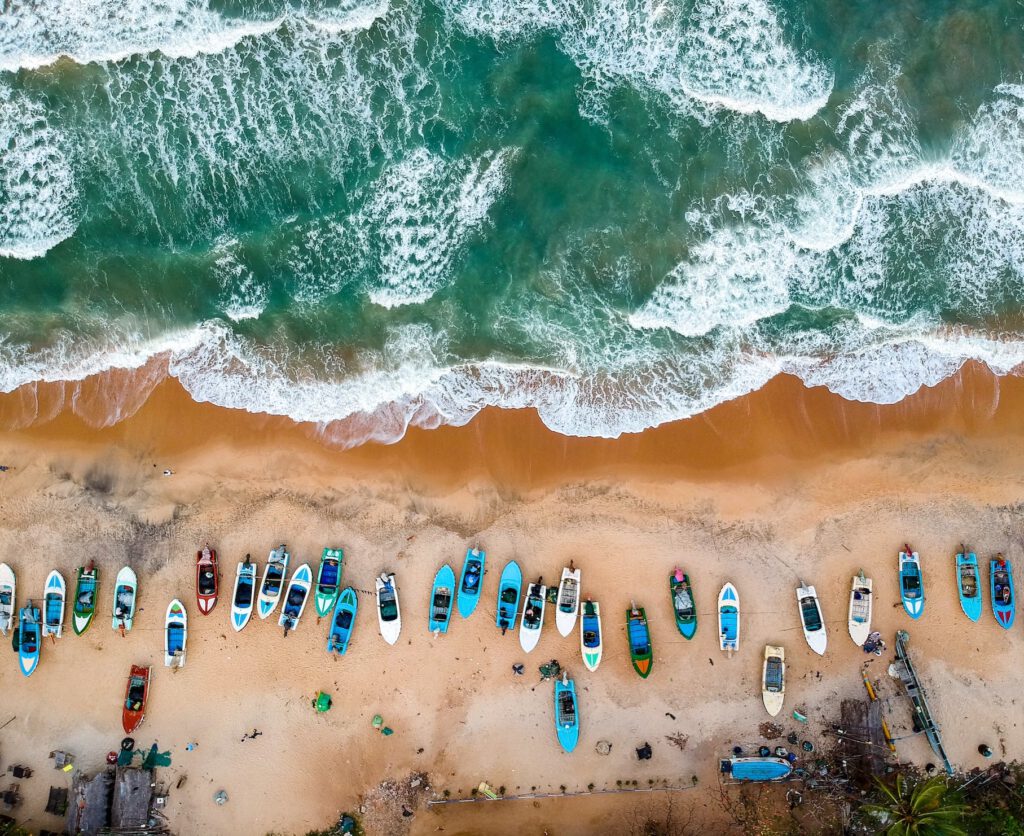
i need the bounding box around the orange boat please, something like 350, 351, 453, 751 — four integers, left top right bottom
122, 665, 151, 734
196, 546, 219, 615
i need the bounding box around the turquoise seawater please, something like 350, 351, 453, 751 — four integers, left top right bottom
1, 0, 1023, 443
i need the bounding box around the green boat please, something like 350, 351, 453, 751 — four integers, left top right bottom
72, 563, 99, 635
314, 548, 344, 618
670, 568, 697, 639
627, 603, 653, 679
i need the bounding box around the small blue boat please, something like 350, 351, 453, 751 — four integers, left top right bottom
955, 548, 982, 622
428, 564, 456, 634
456, 547, 485, 619
554, 672, 579, 753
495, 560, 522, 633
327, 587, 358, 656
721, 756, 793, 782
991, 554, 1015, 629
899, 546, 925, 619
18, 601, 41, 677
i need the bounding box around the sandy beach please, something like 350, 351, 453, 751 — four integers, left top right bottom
2, 364, 1024, 834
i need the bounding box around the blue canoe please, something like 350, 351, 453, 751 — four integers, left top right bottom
495, 560, 522, 633
18, 602, 41, 677
554, 673, 580, 753
899, 548, 925, 619
721, 756, 793, 782
955, 550, 982, 622
991, 555, 1015, 629
428, 564, 456, 634
327, 587, 358, 656
456, 548, 486, 619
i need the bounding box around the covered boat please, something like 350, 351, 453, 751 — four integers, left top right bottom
991, 554, 1015, 629
554, 672, 580, 753
111, 566, 138, 633
327, 587, 358, 655
627, 603, 653, 678
670, 568, 697, 639
847, 572, 872, 646
456, 548, 485, 619
195, 545, 218, 615
314, 548, 343, 618
718, 583, 740, 653
0, 562, 14, 636
955, 548, 982, 622
555, 563, 581, 637
122, 665, 151, 734
899, 546, 925, 619
519, 579, 546, 653
721, 756, 793, 782
42, 570, 66, 639
375, 572, 402, 645
18, 601, 41, 677
495, 560, 522, 634
257, 545, 289, 620
428, 564, 456, 634
231, 556, 257, 632
796, 582, 827, 656
164, 599, 187, 668
580, 599, 602, 672
761, 645, 785, 717
279, 563, 312, 635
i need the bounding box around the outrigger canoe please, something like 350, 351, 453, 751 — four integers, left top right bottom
670, 568, 697, 639
718, 583, 739, 653
72, 563, 99, 635
580, 599, 602, 672
519, 578, 546, 653
761, 645, 785, 717
555, 563, 581, 637
164, 599, 187, 668
122, 664, 151, 734
456, 547, 485, 619
18, 602, 41, 677
554, 671, 580, 753
495, 560, 522, 634
231, 556, 257, 632
991, 554, 1015, 629
796, 582, 827, 656
0, 563, 14, 636
257, 545, 289, 620
375, 572, 402, 645
195, 545, 218, 615
314, 548, 344, 618
428, 564, 455, 634
899, 546, 925, 619
847, 572, 873, 646
42, 570, 66, 639
112, 566, 138, 633
955, 547, 982, 622
279, 563, 312, 635
627, 603, 653, 678
327, 587, 358, 655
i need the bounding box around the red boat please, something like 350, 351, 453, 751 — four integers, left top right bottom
196, 545, 218, 615
122, 665, 151, 734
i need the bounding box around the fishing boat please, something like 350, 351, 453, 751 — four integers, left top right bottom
495, 560, 522, 634
164, 599, 187, 668
555, 563, 581, 637
112, 566, 138, 633
718, 583, 740, 653
761, 645, 785, 717
627, 603, 653, 678
18, 602, 41, 677
519, 578, 546, 653
955, 547, 982, 622
580, 599, 602, 672
314, 548, 343, 618
327, 587, 358, 655
279, 563, 312, 635
0, 562, 14, 636
428, 564, 456, 634
42, 570, 66, 639
720, 756, 793, 782
375, 572, 402, 645
554, 671, 580, 753
195, 545, 218, 615
231, 556, 257, 632
257, 545, 289, 620
122, 665, 151, 734
72, 563, 99, 635
899, 546, 925, 619
456, 547, 485, 619
991, 554, 1015, 629
670, 568, 697, 639
796, 582, 827, 656
847, 572, 873, 646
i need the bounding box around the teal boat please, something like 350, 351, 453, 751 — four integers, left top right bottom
18, 601, 41, 677
456, 547, 485, 619
314, 548, 343, 618
899, 546, 925, 619
428, 564, 456, 634
495, 560, 522, 634
670, 568, 697, 639
554, 672, 579, 753
955, 547, 982, 622
327, 587, 358, 656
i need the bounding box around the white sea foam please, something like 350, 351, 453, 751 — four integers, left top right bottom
214, 239, 268, 322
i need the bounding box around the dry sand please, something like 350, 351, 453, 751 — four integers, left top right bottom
0, 364, 1023, 834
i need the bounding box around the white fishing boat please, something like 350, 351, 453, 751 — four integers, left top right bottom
847, 572, 873, 646
164, 599, 187, 668
279, 563, 312, 635
257, 545, 289, 620
42, 570, 66, 639
375, 572, 402, 645
112, 566, 138, 632
0, 563, 14, 636
718, 583, 739, 653
796, 582, 827, 656
761, 645, 785, 717
231, 556, 257, 632
555, 563, 581, 637
519, 579, 547, 653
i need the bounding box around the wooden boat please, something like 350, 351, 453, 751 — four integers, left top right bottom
112, 566, 138, 633
164, 599, 187, 668
195, 545, 218, 615
847, 572, 872, 646
555, 563, 581, 638
720, 756, 793, 782
279, 563, 312, 635
42, 570, 66, 639
122, 665, 151, 734
580, 599, 602, 672
428, 564, 456, 634
955, 547, 982, 622
627, 603, 653, 678
18, 601, 41, 677
231, 556, 257, 632
327, 587, 358, 655
375, 572, 402, 645
456, 547, 485, 619
991, 554, 1015, 629
314, 548, 344, 618
761, 645, 785, 717
554, 671, 580, 753
72, 563, 99, 635
495, 560, 522, 634
899, 546, 925, 619
796, 582, 827, 656
0, 562, 14, 636
718, 583, 739, 653
670, 568, 697, 639
257, 545, 289, 620
519, 579, 546, 653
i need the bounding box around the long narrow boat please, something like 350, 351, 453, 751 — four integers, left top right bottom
955, 547, 982, 622
72, 563, 99, 635
580, 599, 602, 672
718, 583, 740, 653
195, 546, 218, 615
42, 570, 66, 639
428, 564, 456, 634
279, 563, 312, 635
112, 566, 138, 633
519, 578, 546, 653
314, 548, 343, 618
122, 665, 151, 734
991, 554, 1015, 629
231, 556, 257, 632
0, 563, 14, 636
456, 547, 485, 619
627, 603, 653, 678
761, 645, 785, 717
18, 602, 41, 677
554, 671, 580, 753
164, 599, 187, 668
257, 545, 289, 620
555, 563, 581, 637
721, 756, 793, 782
899, 546, 925, 619
796, 582, 827, 656
375, 572, 402, 645
327, 587, 358, 656
495, 560, 522, 634
847, 572, 873, 646
670, 568, 697, 639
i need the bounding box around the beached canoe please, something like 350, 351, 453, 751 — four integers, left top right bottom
519, 579, 546, 653
956, 548, 982, 622
376, 573, 402, 645
195, 545, 218, 615
327, 587, 358, 655
627, 603, 653, 678
554, 671, 580, 753
0, 563, 14, 636
231, 556, 257, 632
257, 545, 290, 620
580, 599, 602, 672
112, 566, 138, 633
899, 546, 925, 619
428, 564, 456, 634
718, 583, 740, 653
991, 554, 1015, 629
761, 645, 785, 717
847, 572, 873, 646
18, 602, 41, 677
555, 563, 581, 637
42, 570, 66, 639
796, 582, 827, 656
456, 547, 485, 619
279, 563, 312, 635
314, 548, 344, 618
670, 568, 697, 639
122, 664, 151, 734
495, 560, 522, 634
721, 756, 793, 782
72, 563, 99, 635
164, 599, 187, 668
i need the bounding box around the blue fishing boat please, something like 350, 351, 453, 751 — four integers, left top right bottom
899, 546, 925, 619
718, 583, 740, 653
720, 756, 793, 782
327, 587, 358, 656
955, 548, 982, 622
495, 560, 522, 634
428, 564, 456, 634
991, 554, 1015, 629
18, 601, 41, 677
580, 599, 602, 671
456, 547, 485, 619
554, 672, 579, 753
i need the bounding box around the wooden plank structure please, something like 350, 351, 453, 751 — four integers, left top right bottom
66, 768, 167, 835
835, 698, 888, 788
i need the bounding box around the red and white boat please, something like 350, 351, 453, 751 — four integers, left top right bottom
196, 546, 219, 615
122, 664, 151, 734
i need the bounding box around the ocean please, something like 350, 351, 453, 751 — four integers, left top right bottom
1, 0, 1023, 444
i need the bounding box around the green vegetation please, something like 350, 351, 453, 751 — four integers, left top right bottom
861, 775, 969, 836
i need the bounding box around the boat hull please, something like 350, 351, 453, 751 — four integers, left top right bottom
580, 600, 602, 672
257, 547, 289, 620
111, 566, 138, 632
43, 570, 66, 638
554, 677, 580, 753
847, 574, 872, 646
519, 584, 546, 653
456, 548, 485, 619
195, 547, 219, 616
761, 645, 785, 717
956, 552, 983, 622
0, 562, 15, 636
72, 567, 99, 635
718, 583, 740, 652
796, 584, 827, 656
670, 571, 697, 639
328, 587, 358, 655
164, 599, 187, 668
991, 557, 1015, 629
495, 560, 522, 632
279, 563, 313, 632
627, 607, 653, 678
18, 605, 41, 677
899, 550, 925, 619
555, 567, 581, 638
314, 549, 344, 618
376, 573, 402, 645
428, 564, 456, 634
231, 560, 257, 632
122, 665, 151, 734
722, 756, 793, 782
